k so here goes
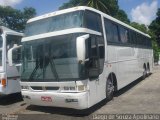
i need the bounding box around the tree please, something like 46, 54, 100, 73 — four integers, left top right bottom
0, 6, 36, 32
59, 0, 113, 14
149, 8, 160, 62
59, 0, 130, 23
115, 9, 130, 24
149, 8, 160, 46
59, 0, 83, 10
130, 22, 148, 33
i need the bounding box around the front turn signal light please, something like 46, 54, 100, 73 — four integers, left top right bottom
1, 78, 6, 86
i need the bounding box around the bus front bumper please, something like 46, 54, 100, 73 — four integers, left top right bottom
0, 85, 7, 95
22, 91, 89, 110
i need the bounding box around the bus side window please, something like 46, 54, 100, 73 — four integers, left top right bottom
119, 26, 129, 44
89, 36, 99, 69
84, 10, 102, 32
97, 36, 105, 73
104, 18, 119, 43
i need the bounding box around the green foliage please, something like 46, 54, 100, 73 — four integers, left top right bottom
130, 22, 148, 33
149, 8, 160, 62
59, 0, 129, 23
149, 8, 160, 46
152, 39, 160, 62
148, 31, 160, 62
115, 9, 130, 24
59, 0, 83, 10
0, 6, 36, 32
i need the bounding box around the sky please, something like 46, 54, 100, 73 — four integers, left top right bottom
0, 0, 160, 25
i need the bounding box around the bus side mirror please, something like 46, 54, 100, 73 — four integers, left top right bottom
76, 34, 90, 64
8, 45, 22, 66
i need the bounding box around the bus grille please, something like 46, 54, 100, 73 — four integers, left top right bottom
31, 86, 59, 91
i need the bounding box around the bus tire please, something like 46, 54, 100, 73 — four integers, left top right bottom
105, 76, 114, 102
142, 64, 147, 79
146, 63, 150, 76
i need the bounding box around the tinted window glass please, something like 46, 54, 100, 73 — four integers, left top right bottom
87, 35, 104, 75
137, 34, 142, 45
97, 36, 105, 73
133, 32, 137, 44
142, 36, 147, 46
147, 38, 152, 48
149, 39, 152, 48
21, 33, 84, 82
119, 26, 129, 44
0, 36, 2, 66
6, 35, 22, 62
0, 36, 2, 48
104, 19, 119, 43
129, 31, 135, 45
25, 11, 84, 36
85, 10, 102, 32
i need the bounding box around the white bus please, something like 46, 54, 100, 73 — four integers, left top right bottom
8, 6, 153, 109
0, 26, 23, 95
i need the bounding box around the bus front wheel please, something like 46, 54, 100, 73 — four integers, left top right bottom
105, 77, 114, 101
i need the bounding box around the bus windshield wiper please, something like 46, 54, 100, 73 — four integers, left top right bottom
28, 59, 42, 81
44, 56, 60, 81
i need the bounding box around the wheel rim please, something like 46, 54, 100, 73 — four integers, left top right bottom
107, 78, 114, 95
143, 67, 147, 78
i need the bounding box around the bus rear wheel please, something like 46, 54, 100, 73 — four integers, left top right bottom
105, 77, 114, 101
146, 63, 150, 76
142, 65, 147, 79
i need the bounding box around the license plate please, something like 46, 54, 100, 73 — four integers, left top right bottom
41, 96, 52, 102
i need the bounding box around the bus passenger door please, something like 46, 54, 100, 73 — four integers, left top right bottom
87, 35, 105, 105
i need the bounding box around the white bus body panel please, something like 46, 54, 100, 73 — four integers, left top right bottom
107, 45, 153, 90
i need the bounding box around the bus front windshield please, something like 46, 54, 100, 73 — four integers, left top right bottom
21, 33, 87, 82
25, 11, 84, 37
0, 36, 3, 67
25, 10, 102, 37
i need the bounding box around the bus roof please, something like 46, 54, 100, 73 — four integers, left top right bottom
0, 26, 23, 36
27, 6, 151, 38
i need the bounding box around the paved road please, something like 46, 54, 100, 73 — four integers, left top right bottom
0, 66, 160, 120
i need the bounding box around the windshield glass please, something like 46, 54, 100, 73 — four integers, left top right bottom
0, 36, 3, 66
25, 11, 84, 36
25, 10, 102, 37
21, 33, 87, 82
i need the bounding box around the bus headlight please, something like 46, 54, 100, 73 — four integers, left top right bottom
63, 86, 76, 91
62, 85, 87, 92
21, 86, 29, 90
77, 85, 87, 92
